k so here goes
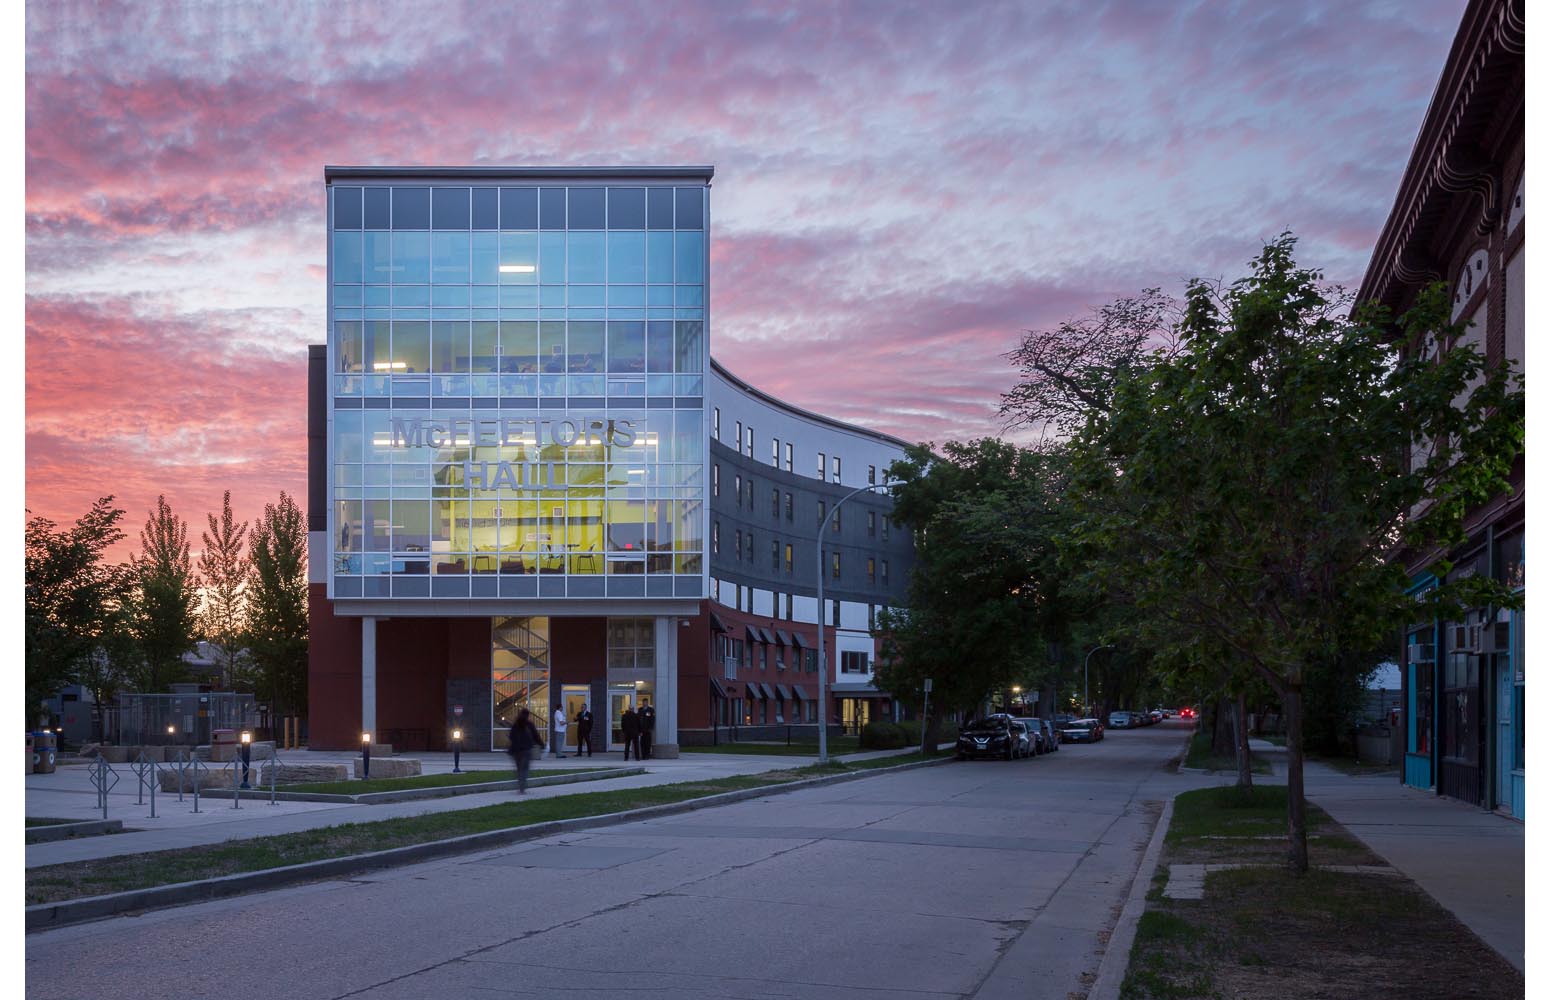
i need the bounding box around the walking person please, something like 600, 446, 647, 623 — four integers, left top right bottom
551, 702, 568, 758
621, 704, 641, 761
639, 700, 656, 760
575, 703, 594, 758
507, 708, 543, 794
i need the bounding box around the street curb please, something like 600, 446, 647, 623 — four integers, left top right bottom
25, 819, 124, 844
1088, 796, 1175, 1000
187, 766, 643, 804
26, 753, 952, 933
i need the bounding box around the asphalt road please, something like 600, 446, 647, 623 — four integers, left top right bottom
27, 721, 1196, 1000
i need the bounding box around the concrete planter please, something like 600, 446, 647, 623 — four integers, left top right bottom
352, 757, 421, 779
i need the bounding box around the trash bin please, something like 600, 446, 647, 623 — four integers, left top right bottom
26, 733, 35, 776
33, 731, 57, 774
210, 728, 237, 762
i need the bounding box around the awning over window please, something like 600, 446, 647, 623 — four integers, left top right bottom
774, 683, 792, 701
710, 677, 728, 700
789, 632, 808, 649
791, 685, 810, 701
758, 627, 777, 645
774, 629, 792, 647
745, 624, 762, 644
709, 612, 728, 634
745, 682, 765, 699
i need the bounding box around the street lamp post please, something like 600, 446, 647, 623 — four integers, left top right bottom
361, 731, 372, 780
816, 480, 900, 764
1084, 645, 1115, 717
451, 728, 463, 773
239, 730, 253, 789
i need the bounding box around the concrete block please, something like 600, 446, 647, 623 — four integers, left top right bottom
258, 762, 350, 785
98, 746, 131, 763
353, 756, 421, 779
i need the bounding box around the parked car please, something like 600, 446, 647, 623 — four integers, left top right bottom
1013, 717, 1045, 753
957, 717, 1024, 760
1060, 718, 1104, 743
1149, 709, 1164, 724
1038, 718, 1060, 751
1108, 711, 1134, 729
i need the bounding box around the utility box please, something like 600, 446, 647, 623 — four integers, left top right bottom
210, 728, 238, 762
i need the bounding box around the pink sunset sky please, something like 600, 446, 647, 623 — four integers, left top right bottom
25, 0, 1467, 562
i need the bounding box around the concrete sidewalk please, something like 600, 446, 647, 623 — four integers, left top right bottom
1248, 739, 1525, 973
25, 746, 930, 869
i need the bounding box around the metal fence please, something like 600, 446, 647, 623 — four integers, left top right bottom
114, 692, 259, 745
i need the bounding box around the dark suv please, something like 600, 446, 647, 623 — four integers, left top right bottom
957, 718, 1022, 760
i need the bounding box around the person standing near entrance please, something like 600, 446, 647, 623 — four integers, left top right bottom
575, 703, 594, 757
507, 708, 543, 794
551, 702, 568, 758
621, 704, 641, 761
639, 700, 656, 760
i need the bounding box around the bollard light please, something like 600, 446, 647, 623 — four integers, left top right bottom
361, 731, 372, 779
451, 727, 463, 773
239, 730, 253, 788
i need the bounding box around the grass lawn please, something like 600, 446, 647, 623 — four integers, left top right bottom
1121, 785, 1521, 999
1308, 752, 1401, 777
1180, 730, 1272, 776
26, 752, 940, 905
282, 767, 610, 795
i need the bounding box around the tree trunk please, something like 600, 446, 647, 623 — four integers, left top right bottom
1234, 691, 1253, 789
923, 707, 942, 755
1285, 682, 1308, 874
1211, 698, 1235, 756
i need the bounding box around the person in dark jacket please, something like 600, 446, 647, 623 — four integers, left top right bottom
620, 705, 641, 761
507, 707, 543, 793
575, 704, 594, 758
639, 701, 656, 760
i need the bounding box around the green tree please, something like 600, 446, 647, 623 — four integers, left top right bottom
246, 492, 309, 718
874, 440, 1078, 747
24, 497, 133, 727
1065, 235, 1523, 872
198, 490, 250, 689
130, 495, 199, 691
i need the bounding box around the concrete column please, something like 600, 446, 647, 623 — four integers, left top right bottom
362, 616, 377, 740
653, 616, 680, 757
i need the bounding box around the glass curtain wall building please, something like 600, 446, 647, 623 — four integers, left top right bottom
311, 167, 712, 754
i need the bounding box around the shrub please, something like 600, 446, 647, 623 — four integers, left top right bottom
898, 720, 959, 746
860, 721, 908, 749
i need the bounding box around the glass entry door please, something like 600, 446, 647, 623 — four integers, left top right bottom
561, 685, 590, 753
608, 685, 636, 751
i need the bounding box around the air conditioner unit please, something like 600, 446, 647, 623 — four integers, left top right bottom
1406, 644, 1435, 664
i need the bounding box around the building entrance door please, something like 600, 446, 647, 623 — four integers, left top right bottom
608, 685, 636, 751
561, 685, 590, 755
1496, 658, 1513, 810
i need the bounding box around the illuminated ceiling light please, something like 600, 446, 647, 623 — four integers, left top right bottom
499, 264, 536, 274
372, 361, 409, 371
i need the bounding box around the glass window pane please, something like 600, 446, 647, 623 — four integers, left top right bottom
647, 232, 673, 283
363, 320, 389, 372
365, 232, 393, 281
332, 232, 363, 282
501, 321, 537, 372
568, 321, 604, 372
647, 187, 674, 230
432, 321, 468, 372
394, 232, 430, 283
539, 187, 566, 229
498, 231, 538, 283
539, 232, 566, 283
675, 187, 703, 229
431, 232, 470, 284
501, 187, 538, 229
608, 320, 645, 373
647, 321, 674, 372
393, 187, 430, 229
432, 187, 469, 229
392, 321, 430, 373
568, 187, 605, 229
608, 187, 646, 229
568, 232, 605, 283
471, 232, 499, 284
335, 320, 363, 372
675, 231, 704, 284
608, 232, 645, 283
472, 187, 499, 230
472, 321, 499, 373
675, 320, 703, 373
364, 187, 391, 229
334, 187, 362, 229
540, 321, 566, 372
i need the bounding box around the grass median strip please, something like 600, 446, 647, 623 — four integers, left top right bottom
281, 768, 609, 795
1120, 785, 1521, 999
1180, 730, 1271, 775
26, 752, 939, 906
681, 738, 862, 756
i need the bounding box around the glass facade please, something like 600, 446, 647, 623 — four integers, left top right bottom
327, 178, 709, 600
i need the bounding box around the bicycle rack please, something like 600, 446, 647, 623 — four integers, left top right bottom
86, 757, 120, 820
189, 756, 209, 813
132, 751, 159, 819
